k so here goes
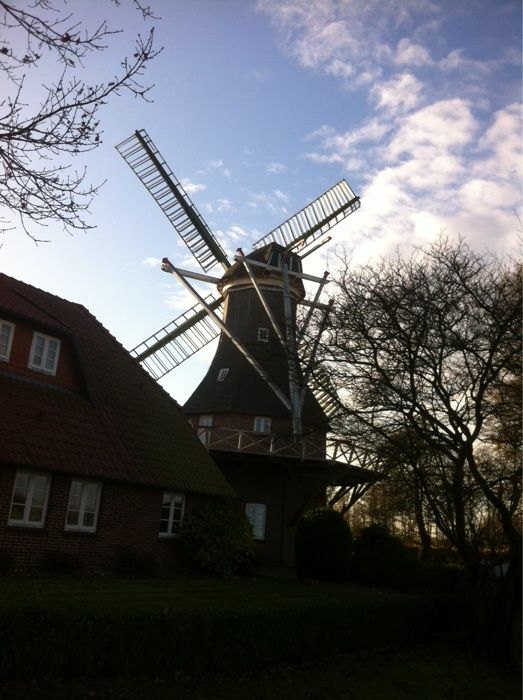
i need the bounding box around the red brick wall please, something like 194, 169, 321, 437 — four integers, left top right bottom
0, 316, 82, 391
0, 466, 213, 575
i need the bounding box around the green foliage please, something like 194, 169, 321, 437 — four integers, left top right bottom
181, 500, 255, 577
0, 578, 451, 680
294, 507, 353, 582
112, 548, 158, 577
36, 550, 84, 576
351, 524, 419, 589
0, 550, 13, 575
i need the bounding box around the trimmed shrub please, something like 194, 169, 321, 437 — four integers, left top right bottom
294, 507, 352, 582
0, 585, 452, 680
112, 548, 158, 577
181, 500, 255, 577
0, 550, 13, 575
36, 550, 84, 576
351, 524, 418, 589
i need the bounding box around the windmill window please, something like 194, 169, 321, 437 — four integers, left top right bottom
28, 332, 60, 375
217, 368, 229, 381
8, 471, 51, 528
257, 327, 269, 343
159, 493, 185, 537
65, 480, 101, 532
198, 415, 213, 446
0, 320, 15, 361
253, 416, 271, 434
245, 503, 266, 541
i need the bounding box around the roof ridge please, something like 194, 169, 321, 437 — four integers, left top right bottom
0, 273, 88, 312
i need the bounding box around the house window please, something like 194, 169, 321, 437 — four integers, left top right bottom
0, 320, 15, 362
253, 416, 271, 434
257, 327, 269, 343
245, 503, 267, 541
28, 332, 61, 375
198, 414, 213, 446
8, 471, 50, 528
65, 480, 101, 532
159, 493, 185, 537
217, 368, 229, 381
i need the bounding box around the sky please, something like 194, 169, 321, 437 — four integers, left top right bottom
1, 0, 521, 405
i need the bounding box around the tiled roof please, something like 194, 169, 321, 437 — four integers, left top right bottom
0, 274, 234, 497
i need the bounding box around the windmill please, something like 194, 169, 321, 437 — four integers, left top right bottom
116, 129, 360, 454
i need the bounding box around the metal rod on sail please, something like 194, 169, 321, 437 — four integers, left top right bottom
282, 262, 302, 437
161, 258, 292, 413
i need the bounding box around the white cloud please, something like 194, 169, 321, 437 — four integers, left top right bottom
247, 189, 290, 214
394, 38, 432, 67
477, 103, 522, 179
257, 0, 521, 263
226, 225, 248, 241
217, 198, 233, 211
325, 58, 354, 79
371, 73, 424, 113
386, 99, 477, 160
142, 257, 162, 268
181, 178, 206, 195
266, 161, 287, 174
304, 152, 344, 164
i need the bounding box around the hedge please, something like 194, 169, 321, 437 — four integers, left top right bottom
0, 587, 455, 680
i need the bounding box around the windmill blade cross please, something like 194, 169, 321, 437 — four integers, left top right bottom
116, 130, 230, 273
253, 180, 360, 253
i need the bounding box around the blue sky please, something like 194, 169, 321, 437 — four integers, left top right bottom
1, 0, 521, 404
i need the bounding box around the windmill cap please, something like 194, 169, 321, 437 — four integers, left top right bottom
218, 242, 305, 298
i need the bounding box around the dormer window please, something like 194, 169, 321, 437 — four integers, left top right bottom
29, 332, 60, 375
0, 320, 15, 362
217, 368, 229, 382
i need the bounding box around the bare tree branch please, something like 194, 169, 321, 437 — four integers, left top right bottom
0, 0, 162, 241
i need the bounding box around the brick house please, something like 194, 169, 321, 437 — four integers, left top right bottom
0, 273, 233, 574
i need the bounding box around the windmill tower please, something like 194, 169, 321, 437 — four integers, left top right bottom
117, 130, 370, 565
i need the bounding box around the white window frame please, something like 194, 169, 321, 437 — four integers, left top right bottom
8, 471, 51, 528
253, 416, 271, 434
28, 332, 61, 375
0, 320, 15, 362
198, 414, 213, 446
245, 503, 267, 541
217, 368, 229, 382
65, 480, 102, 533
159, 492, 186, 537
257, 327, 269, 343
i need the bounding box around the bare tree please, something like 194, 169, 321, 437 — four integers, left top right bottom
314, 237, 521, 577
0, 0, 161, 241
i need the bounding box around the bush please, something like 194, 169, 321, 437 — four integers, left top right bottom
351, 524, 418, 589
112, 548, 158, 577
0, 550, 13, 575
294, 508, 352, 582
181, 500, 255, 577
0, 583, 451, 680
36, 550, 84, 576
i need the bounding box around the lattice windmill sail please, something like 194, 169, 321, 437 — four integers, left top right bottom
116, 129, 360, 432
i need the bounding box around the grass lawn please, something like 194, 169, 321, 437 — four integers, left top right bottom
0, 646, 520, 699
0, 575, 411, 612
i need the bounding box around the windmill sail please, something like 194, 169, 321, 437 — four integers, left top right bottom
116, 130, 230, 273
130, 294, 222, 380
307, 364, 341, 418
253, 180, 359, 253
